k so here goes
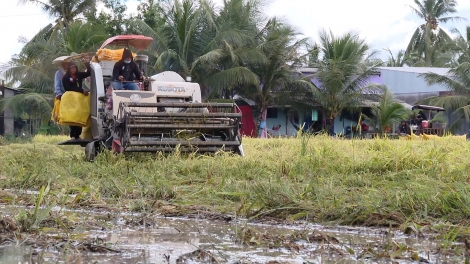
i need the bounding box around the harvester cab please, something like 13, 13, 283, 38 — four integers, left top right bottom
58, 35, 244, 161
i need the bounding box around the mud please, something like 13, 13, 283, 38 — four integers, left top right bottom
1, 203, 469, 264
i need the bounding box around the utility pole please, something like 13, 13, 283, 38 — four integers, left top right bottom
1, 80, 5, 135
0, 80, 4, 97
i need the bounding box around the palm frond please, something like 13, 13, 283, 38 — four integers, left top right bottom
0, 93, 52, 120
204, 66, 259, 93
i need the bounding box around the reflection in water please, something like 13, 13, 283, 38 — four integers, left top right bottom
0, 214, 467, 264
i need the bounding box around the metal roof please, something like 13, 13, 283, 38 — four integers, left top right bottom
3, 87, 20, 91
233, 95, 256, 106
362, 99, 413, 110
412, 104, 445, 112
297, 67, 317, 73
378, 67, 450, 75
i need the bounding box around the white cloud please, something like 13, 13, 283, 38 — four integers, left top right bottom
262, 0, 470, 59
0, 0, 53, 64
125, 0, 140, 15
96, 0, 140, 15
1, 0, 469, 65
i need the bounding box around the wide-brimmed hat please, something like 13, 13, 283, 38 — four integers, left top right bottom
68, 61, 78, 69
52, 56, 70, 64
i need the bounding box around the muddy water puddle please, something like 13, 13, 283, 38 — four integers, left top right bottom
0, 206, 468, 264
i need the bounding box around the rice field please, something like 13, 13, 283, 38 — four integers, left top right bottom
1, 134, 470, 227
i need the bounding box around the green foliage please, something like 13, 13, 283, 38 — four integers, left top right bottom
406, 0, 465, 66
0, 20, 107, 121
418, 26, 470, 132
128, 0, 270, 101
18, 0, 96, 29
84, 0, 128, 36
7, 0, 470, 138
136, 0, 161, 29
383, 48, 418, 67
16, 181, 56, 232
307, 29, 382, 133
363, 86, 411, 135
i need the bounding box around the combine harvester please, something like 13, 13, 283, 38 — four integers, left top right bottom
58, 35, 244, 161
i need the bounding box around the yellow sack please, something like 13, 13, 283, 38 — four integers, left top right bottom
422, 133, 439, 140
51, 97, 61, 123
93, 48, 137, 62
80, 117, 93, 139
58, 91, 90, 127
402, 134, 421, 140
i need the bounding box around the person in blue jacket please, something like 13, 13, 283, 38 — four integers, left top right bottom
54, 61, 68, 99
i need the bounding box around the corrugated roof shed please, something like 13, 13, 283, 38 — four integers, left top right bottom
378, 67, 450, 75
297, 67, 317, 73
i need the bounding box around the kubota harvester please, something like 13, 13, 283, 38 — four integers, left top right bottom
56, 35, 244, 161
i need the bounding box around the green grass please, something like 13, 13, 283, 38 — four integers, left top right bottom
1, 134, 470, 227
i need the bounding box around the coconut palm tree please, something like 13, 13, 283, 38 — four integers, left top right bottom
307, 42, 321, 67
0, 21, 107, 124
384, 48, 408, 67
153, 0, 219, 78
196, 0, 268, 98
421, 62, 470, 132
363, 86, 411, 136
15, 0, 100, 72
308, 29, 382, 136
235, 18, 310, 136
406, 0, 466, 66
431, 26, 470, 67
128, 0, 264, 97
18, 0, 97, 28
418, 26, 470, 132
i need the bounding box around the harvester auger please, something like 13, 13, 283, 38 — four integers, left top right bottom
57, 35, 244, 161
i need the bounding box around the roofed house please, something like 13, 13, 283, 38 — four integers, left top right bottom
231, 67, 382, 137
0, 81, 21, 136
216, 66, 463, 137
377, 67, 451, 104
299, 67, 452, 105
298, 67, 468, 135
376, 67, 468, 134
233, 96, 323, 137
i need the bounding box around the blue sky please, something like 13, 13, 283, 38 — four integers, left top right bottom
1, 0, 470, 64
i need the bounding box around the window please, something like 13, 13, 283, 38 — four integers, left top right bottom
311, 109, 318, 121
267, 108, 278, 119
292, 111, 299, 123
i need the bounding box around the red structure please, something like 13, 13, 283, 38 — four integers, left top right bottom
237, 105, 255, 137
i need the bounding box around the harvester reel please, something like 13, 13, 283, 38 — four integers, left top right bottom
99, 100, 244, 155
121, 112, 133, 149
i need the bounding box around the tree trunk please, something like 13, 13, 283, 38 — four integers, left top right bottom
424, 23, 433, 67
255, 107, 266, 138
326, 118, 335, 136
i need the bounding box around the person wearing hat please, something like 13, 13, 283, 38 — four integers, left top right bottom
111, 48, 144, 90
62, 56, 91, 140
54, 61, 68, 99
